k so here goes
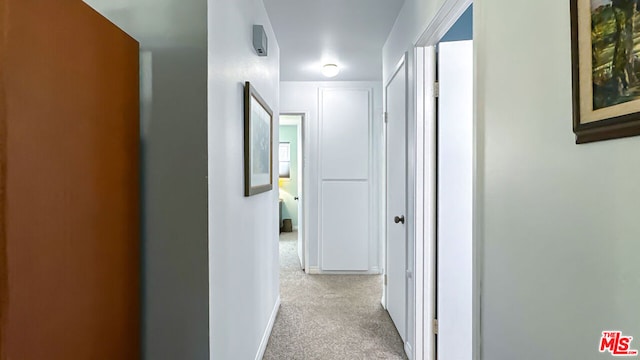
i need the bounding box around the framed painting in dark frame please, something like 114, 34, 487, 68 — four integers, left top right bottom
244, 81, 273, 196
571, 0, 640, 143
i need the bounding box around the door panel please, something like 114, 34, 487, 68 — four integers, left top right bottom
386, 61, 407, 341
0, 1, 140, 359
437, 40, 474, 360
321, 181, 369, 271
321, 90, 370, 180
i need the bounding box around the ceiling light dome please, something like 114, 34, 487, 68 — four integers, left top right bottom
322, 64, 339, 78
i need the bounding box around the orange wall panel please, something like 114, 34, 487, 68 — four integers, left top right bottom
0, 1, 140, 359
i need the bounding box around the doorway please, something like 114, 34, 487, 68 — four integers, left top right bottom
414, 2, 475, 359
279, 113, 305, 270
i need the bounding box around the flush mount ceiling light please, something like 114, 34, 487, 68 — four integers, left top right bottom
322, 64, 339, 78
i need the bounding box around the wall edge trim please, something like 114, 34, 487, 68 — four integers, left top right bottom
0, 1, 7, 355
254, 296, 281, 360
415, 0, 472, 47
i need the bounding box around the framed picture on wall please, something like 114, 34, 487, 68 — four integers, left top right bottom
244, 81, 273, 196
571, 0, 640, 143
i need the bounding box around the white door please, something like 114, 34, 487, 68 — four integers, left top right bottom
320, 89, 371, 271
437, 40, 474, 359
386, 59, 407, 341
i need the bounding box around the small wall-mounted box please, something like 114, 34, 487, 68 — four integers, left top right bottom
253, 25, 268, 56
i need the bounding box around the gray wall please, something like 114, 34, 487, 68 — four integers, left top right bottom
477, 0, 640, 358
141, 46, 209, 360
82, 1, 209, 359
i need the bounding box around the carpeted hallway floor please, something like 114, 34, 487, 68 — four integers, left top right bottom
263, 232, 407, 360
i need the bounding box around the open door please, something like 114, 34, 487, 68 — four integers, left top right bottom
437, 39, 474, 360
0, 1, 140, 359
385, 56, 408, 342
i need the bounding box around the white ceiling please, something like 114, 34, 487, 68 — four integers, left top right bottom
263, 0, 406, 81
83, 0, 206, 48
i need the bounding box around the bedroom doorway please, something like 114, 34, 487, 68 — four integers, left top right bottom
278, 113, 306, 270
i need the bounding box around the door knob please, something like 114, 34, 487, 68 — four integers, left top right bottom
394, 215, 405, 224
294, 197, 299, 200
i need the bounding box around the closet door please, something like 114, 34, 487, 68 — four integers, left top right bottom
319, 88, 372, 271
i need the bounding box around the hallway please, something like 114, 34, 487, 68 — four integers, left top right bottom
263, 232, 406, 360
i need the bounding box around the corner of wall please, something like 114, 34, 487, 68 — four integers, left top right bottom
254, 296, 281, 360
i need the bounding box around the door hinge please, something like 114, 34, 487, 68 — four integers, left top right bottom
433, 82, 440, 98
384, 111, 388, 123
384, 274, 387, 285
433, 319, 439, 334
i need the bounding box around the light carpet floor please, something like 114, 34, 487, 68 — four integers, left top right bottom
263, 232, 407, 360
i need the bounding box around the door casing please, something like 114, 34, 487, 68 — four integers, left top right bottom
280, 112, 308, 272
411, 0, 478, 359
279, 112, 309, 273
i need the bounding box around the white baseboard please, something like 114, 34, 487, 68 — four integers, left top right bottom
405, 341, 413, 360
310, 270, 381, 275
381, 284, 387, 309
255, 296, 281, 360
307, 266, 381, 275
318, 270, 380, 275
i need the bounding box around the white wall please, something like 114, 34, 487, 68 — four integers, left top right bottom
208, 0, 281, 359
476, 0, 640, 358
382, 0, 447, 83
280, 81, 383, 272
82, 1, 210, 358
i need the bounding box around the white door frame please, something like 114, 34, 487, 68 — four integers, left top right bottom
280, 112, 309, 272
413, 46, 435, 360
411, 0, 477, 359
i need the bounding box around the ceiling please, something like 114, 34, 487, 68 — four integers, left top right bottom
263, 0, 406, 81
83, 0, 206, 48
